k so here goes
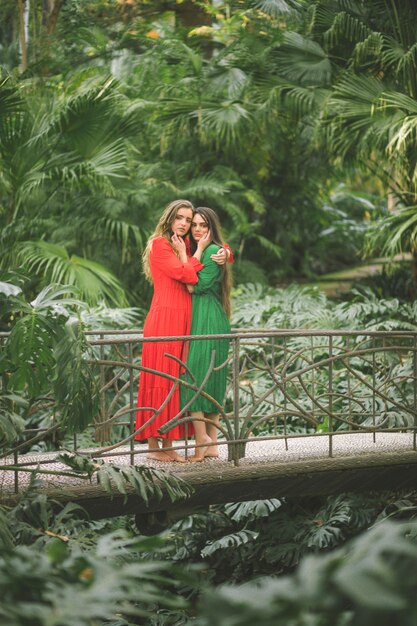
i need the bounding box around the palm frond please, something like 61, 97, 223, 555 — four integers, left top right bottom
351, 32, 383, 69
252, 0, 301, 18
201, 101, 253, 146
325, 73, 386, 157
178, 174, 231, 199
221, 200, 250, 231
18, 241, 127, 306
54, 77, 120, 146
0, 76, 24, 120
244, 189, 267, 215
310, 1, 366, 35
86, 139, 128, 180
208, 64, 249, 99
274, 32, 332, 86
264, 80, 330, 120
378, 91, 417, 153
324, 10, 371, 48
252, 233, 282, 258
97, 217, 145, 264
366, 205, 417, 256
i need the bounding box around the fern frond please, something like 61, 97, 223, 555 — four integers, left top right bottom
59, 453, 194, 505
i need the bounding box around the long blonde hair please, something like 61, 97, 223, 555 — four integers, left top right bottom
142, 199, 194, 282
190, 207, 232, 318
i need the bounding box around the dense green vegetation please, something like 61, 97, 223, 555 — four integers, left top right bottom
4, 0, 417, 309
2, 1, 417, 624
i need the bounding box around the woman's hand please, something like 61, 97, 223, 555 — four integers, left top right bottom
171, 233, 188, 263
197, 230, 212, 251
211, 247, 229, 266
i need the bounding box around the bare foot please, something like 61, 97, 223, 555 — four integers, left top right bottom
188, 435, 212, 463
163, 450, 187, 463
147, 450, 173, 462
205, 446, 219, 458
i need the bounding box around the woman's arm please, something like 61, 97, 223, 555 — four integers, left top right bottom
211, 243, 234, 265
193, 246, 222, 295
151, 237, 203, 285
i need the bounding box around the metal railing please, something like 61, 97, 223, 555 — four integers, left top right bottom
1, 328, 417, 493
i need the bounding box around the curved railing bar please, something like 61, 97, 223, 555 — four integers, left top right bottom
341, 358, 417, 419
159, 350, 220, 434
0, 424, 60, 460
3, 329, 417, 482
282, 345, 417, 383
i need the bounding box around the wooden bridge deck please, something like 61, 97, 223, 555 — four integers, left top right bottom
2, 432, 417, 522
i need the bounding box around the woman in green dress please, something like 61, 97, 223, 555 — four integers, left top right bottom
181, 207, 232, 462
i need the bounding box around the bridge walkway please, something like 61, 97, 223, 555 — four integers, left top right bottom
2, 432, 417, 522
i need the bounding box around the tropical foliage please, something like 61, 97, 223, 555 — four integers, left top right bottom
2, 1, 417, 625
1, 482, 417, 625
2, 0, 398, 308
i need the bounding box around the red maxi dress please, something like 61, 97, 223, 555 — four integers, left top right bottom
135, 236, 203, 440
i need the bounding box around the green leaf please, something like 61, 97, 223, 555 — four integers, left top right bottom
225, 499, 282, 522
201, 530, 259, 557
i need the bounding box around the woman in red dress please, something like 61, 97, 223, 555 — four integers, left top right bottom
135, 199, 213, 462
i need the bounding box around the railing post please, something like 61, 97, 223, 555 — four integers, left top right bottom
128, 343, 135, 466
310, 335, 315, 435
328, 335, 333, 458
93, 334, 109, 442
283, 336, 288, 451
229, 335, 243, 464
347, 336, 352, 431
372, 337, 376, 443
272, 336, 277, 436
14, 449, 18, 494
413, 335, 417, 450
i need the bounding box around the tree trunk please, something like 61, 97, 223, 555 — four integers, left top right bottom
17, 0, 28, 72
175, 0, 212, 28
41, 0, 64, 34
46, 0, 65, 34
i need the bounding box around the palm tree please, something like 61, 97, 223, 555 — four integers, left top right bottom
263, 0, 417, 286
0, 73, 147, 305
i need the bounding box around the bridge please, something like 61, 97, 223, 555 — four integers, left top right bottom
1, 329, 417, 528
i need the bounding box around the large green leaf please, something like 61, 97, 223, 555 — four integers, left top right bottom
54, 318, 98, 433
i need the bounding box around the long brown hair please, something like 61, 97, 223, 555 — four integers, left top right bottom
142, 199, 193, 282
190, 207, 232, 318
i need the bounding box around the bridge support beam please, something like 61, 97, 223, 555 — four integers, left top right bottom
2, 451, 417, 529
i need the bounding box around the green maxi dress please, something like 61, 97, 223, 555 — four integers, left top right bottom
181, 243, 231, 413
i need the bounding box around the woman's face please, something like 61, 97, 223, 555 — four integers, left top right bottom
171, 207, 193, 236
191, 213, 209, 241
